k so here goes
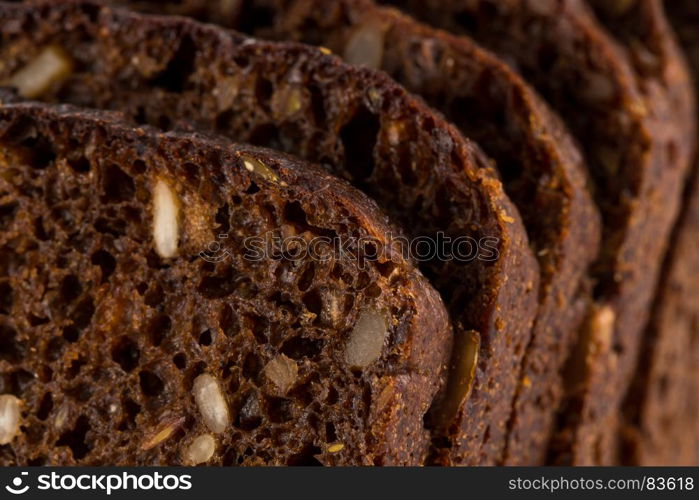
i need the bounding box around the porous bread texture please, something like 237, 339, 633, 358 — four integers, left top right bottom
573, 0, 698, 465
0, 100, 452, 465
620, 0, 699, 466
386, 0, 695, 465
137, 0, 601, 467
0, 0, 541, 467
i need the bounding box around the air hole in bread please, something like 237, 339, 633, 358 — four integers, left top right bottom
10, 369, 34, 395
340, 105, 379, 180
44, 336, 64, 363
280, 335, 323, 361
71, 298, 95, 331
148, 314, 171, 347
65, 383, 91, 402
248, 123, 282, 149
150, 35, 197, 92
111, 336, 140, 372
36, 392, 53, 421
255, 77, 274, 108
90, 250, 116, 283
139, 370, 164, 397
0, 323, 24, 363
33, 217, 49, 241
62, 326, 79, 343
198, 267, 239, 299
68, 156, 91, 173
56, 415, 91, 460
308, 84, 327, 127
0, 281, 12, 314
198, 329, 213, 346
242, 352, 262, 382
120, 398, 141, 430
0, 203, 18, 231
102, 164, 135, 203
66, 356, 86, 380
265, 396, 293, 424
214, 204, 230, 234
238, 4, 275, 35
302, 289, 323, 317
286, 444, 322, 466
218, 304, 241, 338
172, 353, 187, 370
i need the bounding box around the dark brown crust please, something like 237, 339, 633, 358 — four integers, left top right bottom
0, 97, 453, 465
564, 0, 697, 465
146, 0, 599, 465
0, 0, 541, 465
387, 0, 695, 465
619, 0, 699, 466
112, 0, 601, 467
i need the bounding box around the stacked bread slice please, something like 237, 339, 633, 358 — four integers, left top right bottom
380, 0, 696, 465
0, 94, 456, 465
147, 0, 600, 466
0, 0, 696, 465
620, 0, 699, 466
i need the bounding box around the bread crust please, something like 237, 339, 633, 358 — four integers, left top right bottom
387, 0, 695, 465
127, 0, 602, 467
0, 0, 541, 464
0, 97, 454, 465
619, 0, 699, 466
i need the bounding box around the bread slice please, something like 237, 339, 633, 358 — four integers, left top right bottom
578, 0, 698, 465
112, 0, 602, 466
619, 0, 699, 466
386, 0, 696, 465
0, 96, 453, 465
0, 0, 541, 466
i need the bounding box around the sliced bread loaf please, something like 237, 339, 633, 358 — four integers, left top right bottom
0, 97, 453, 465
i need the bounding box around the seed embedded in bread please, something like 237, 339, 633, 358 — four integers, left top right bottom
184, 434, 216, 464
0, 395, 21, 445
241, 154, 280, 183
327, 443, 344, 453
343, 20, 385, 69
53, 404, 69, 430
264, 354, 298, 395
433, 330, 480, 430
152, 178, 180, 258
141, 416, 185, 450
591, 305, 616, 351
192, 374, 230, 434
8, 46, 73, 99
344, 308, 388, 368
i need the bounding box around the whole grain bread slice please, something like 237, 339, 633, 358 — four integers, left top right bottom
0, 96, 454, 465
578, 0, 698, 465
619, 0, 699, 466
112, 0, 602, 466
0, 0, 540, 465
385, 0, 695, 465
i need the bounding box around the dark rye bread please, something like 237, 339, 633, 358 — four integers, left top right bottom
619, 0, 699, 466
386, 0, 696, 465
588, 0, 696, 463
0, 0, 541, 466
113, 0, 602, 466
0, 97, 453, 466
